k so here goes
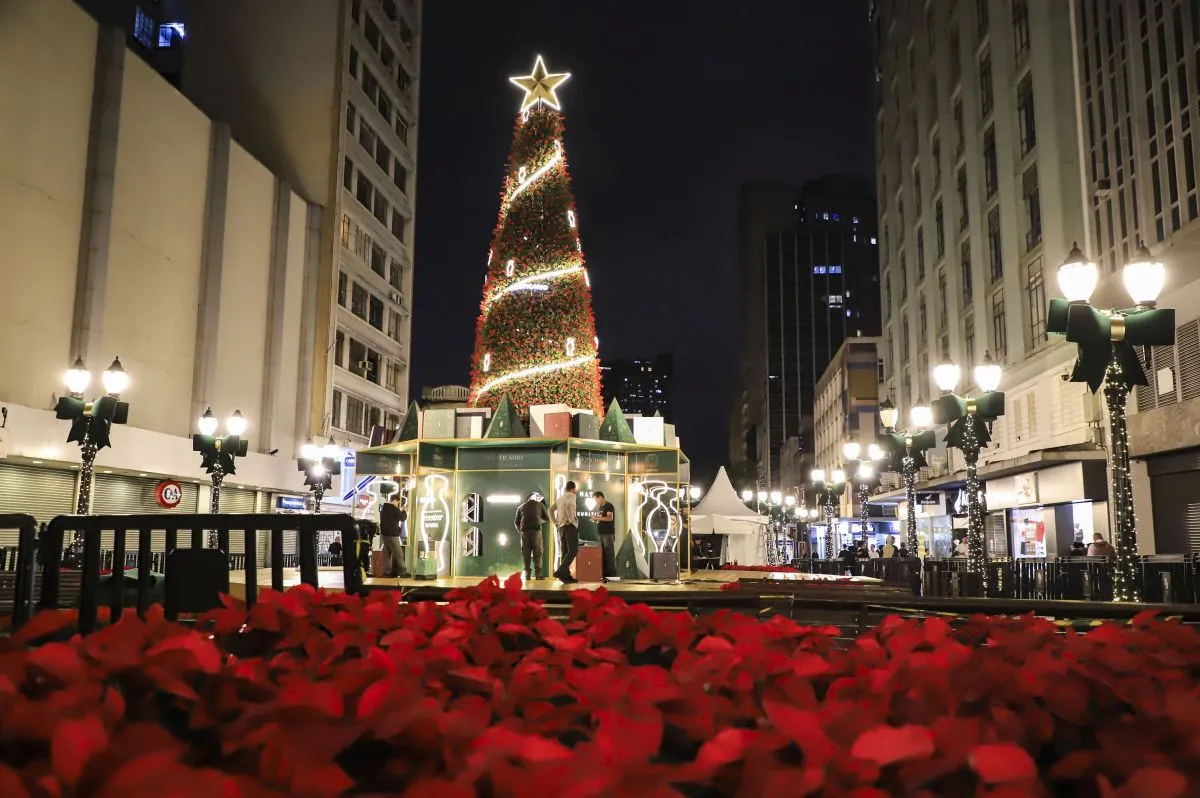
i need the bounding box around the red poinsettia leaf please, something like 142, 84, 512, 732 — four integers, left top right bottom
147, 633, 223, 674
470, 726, 573, 762
0, 764, 30, 798
969, 743, 1037, 783
10, 610, 78, 645
594, 708, 664, 765
357, 679, 390, 719
1119, 767, 1188, 798
695, 727, 755, 770
279, 680, 345, 718
695, 635, 734, 654
26, 642, 86, 684
51, 715, 109, 787
763, 702, 837, 765
851, 724, 935, 767
791, 653, 830, 678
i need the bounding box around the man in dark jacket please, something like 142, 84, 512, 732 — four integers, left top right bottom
379, 494, 406, 578
515, 492, 549, 581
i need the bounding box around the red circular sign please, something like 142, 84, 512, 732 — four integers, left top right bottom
154, 480, 183, 509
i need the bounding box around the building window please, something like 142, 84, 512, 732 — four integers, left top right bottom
385, 361, 401, 393
373, 190, 389, 225
362, 68, 379, 104
392, 210, 407, 242
349, 47, 359, 80
388, 310, 404, 341
953, 97, 965, 158
369, 295, 384, 330
937, 268, 948, 322
983, 126, 998, 197
991, 292, 1007, 358
370, 243, 386, 277
976, 0, 989, 38
931, 134, 942, 188
1025, 260, 1047, 348
396, 113, 409, 144
340, 214, 351, 248
338, 272, 348, 307
377, 91, 392, 123
987, 206, 1002, 281
381, 41, 395, 69
1022, 165, 1042, 251
133, 7, 155, 49
956, 168, 969, 230
348, 338, 366, 374
157, 22, 185, 48
394, 162, 408, 193
902, 320, 911, 361
389, 258, 404, 291
813, 265, 828, 275
332, 390, 343, 429
916, 229, 926, 280
900, 253, 908, 288
1017, 75, 1036, 156
919, 297, 928, 341
334, 330, 345, 368
898, 198, 905, 233
375, 139, 391, 173
359, 123, 377, 158
979, 47, 993, 116
400, 18, 415, 48
1012, 0, 1030, 61
356, 172, 373, 209
884, 274, 892, 316
351, 283, 368, 320
382, 0, 397, 21
960, 239, 973, 303
964, 316, 976, 367
934, 198, 945, 258
913, 167, 923, 216
346, 102, 356, 134
950, 28, 962, 84
343, 157, 354, 191
364, 14, 380, 51
345, 396, 365, 436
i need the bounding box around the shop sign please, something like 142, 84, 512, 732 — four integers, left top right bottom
419, 443, 455, 470
276, 495, 307, 511
458, 447, 551, 470
916, 492, 942, 506
571, 449, 625, 473
356, 452, 411, 476
628, 450, 678, 475
154, 480, 183, 509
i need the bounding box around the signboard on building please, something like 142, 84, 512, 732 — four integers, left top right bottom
916, 491, 941, 506
154, 480, 183, 509
276, 495, 307, 512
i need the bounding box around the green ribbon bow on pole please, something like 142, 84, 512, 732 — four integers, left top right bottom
1047, 298, 1176, 392
879, 429, 937, 473
932, 392, 1005, 449
54, 394, 129, 450
193, 435, 249, 476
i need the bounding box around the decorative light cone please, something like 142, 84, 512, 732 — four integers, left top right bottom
843, 441, 862, 461
810, 469, 826, 485
101, 357, 129, 395
741, 489, 753, 501
65, 357, 91, 395
933, 360, 961, 393
910, 403, 933, 429
226, 410, 247, 437
197, 408, 219, 436
878, 397, 899, 430
975, 352, 1003, 392
1123, 241, 1166, 307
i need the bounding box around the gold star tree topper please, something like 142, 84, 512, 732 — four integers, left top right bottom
509, 55, 571, 112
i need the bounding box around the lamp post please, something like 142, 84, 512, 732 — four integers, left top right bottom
931, 355, 1006, 592
57, 357, 130, 565
193, 408, 249, 531
811, 468, 846, 558
299, 438, 341, 513
842, 441, 884, 543
1047, 242, 1174, 602
879, 398, 937, 556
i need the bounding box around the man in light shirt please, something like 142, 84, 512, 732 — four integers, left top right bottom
551, 481, 580, 584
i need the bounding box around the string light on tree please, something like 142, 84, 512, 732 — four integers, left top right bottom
468, 55, 602, 415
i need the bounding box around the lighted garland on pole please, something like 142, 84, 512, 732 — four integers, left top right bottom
962, 414, 986, 584
467, 56, 603, 417
1104, 360, 1139, 602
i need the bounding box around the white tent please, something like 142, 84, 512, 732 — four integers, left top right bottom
691, 467, 769, 565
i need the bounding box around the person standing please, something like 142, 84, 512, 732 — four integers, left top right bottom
514, 492, 549, 581
1087, 533, 1116, 557
593, 491, 619, 581
552, 481, 580, 584
379, 494, 406, 578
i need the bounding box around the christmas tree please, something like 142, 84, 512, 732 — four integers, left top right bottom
468, 55, 603, 417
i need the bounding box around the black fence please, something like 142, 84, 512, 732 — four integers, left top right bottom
1, 513, 364, 634
792, 555, 1200, 602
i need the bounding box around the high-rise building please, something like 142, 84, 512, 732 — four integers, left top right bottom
872, 0, 1109, 558
600, 355, 674, 420
812, 338, 885, 487
72, 0, 188, 85
180, 0, 420, 448
1074, 1, 1200, 553
731, 178, 881, 493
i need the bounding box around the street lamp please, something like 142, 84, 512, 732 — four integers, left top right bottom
811, 468, 846, 558
1047, 241, 1175, 602
843, 441, 881, 543
193, 408, 250, 520
878, 397, 937, 557
930, 355, 1006, 592
55, 356, 131, 515
688, 485, 703, 501
299, 437, 341, 513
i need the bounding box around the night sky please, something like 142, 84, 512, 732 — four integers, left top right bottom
411, 1, 875, 483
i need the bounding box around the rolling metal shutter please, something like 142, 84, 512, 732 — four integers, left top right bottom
0, 464, 76, 545
92, 475, 200, 550
1148, 449, 1200, 554
218, 489, 261, 556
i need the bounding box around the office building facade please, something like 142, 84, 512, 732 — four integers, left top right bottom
182, 0, 421, 449
600, 355, 674, 420
731, 178, 881, 493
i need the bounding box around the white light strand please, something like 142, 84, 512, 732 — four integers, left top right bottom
567, 210, 576, 228
474, 354, 594, 399
485, 265, 584, 305
505, 259, 515, 277
565, 337, 576, 357
482, 353, 491, 373
505, 141, 562, 207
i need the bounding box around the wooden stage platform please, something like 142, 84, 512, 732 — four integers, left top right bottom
226, 567, 878, 602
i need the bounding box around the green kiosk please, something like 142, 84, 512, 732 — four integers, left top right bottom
354, 397, 691, 581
